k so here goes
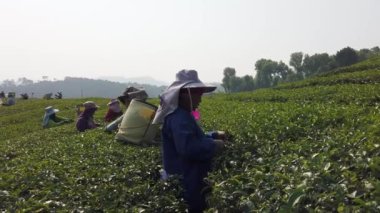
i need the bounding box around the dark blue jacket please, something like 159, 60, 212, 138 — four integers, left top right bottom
162, 107, 216, 211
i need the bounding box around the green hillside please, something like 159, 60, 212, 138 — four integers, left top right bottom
1, 57, 380, 212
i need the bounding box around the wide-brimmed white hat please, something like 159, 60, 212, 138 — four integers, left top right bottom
45, 106, 59, 116
152, 70, 216, 124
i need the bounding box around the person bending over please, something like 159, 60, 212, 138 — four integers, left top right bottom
76, 101, 100, 132
42, 106, 72, 128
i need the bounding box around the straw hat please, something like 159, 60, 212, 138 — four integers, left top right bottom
152, 69, 216, 124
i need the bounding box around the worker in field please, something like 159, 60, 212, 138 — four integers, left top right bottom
76, 101, 101, 132
42, 106, 72, 128
104, 87, 148, 132
1, 92, 16, 106
0, 91, 5, 105
104, 99, 123, 123
153, 69, 227, 212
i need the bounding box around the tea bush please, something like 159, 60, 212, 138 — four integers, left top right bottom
1, 98, 185, 212
1, 57, 379, 211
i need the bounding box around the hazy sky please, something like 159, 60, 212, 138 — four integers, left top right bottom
1, 0, 379, 84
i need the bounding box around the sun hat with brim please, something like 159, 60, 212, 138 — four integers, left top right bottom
107, 99, 119, 106
179, 69, 217, 93
152, 69, 216, 124
83, 101, 99, 109
181, 83, 216, 93
45, 106, 59, 116
128, 90, 148, 100
42, 106, 59, 127
117, 87, 148, 103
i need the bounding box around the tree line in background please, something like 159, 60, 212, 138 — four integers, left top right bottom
222, 46, 380, 93
0, 77, 166, 99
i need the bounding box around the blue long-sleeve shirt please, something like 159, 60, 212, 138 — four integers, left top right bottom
162, 107, 216, 211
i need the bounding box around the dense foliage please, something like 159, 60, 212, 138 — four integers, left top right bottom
1, 98, 185, 212
1, 57, 380, 211
222, 46, 380, 93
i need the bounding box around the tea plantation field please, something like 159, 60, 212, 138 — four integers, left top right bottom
1, 57, 380, 212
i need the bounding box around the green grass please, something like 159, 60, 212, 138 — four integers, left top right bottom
1, 57, 380, 211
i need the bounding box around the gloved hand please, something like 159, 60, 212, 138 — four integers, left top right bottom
208, 130, 227, 140
215, 131, 226, 140
213, 139, 225, 154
